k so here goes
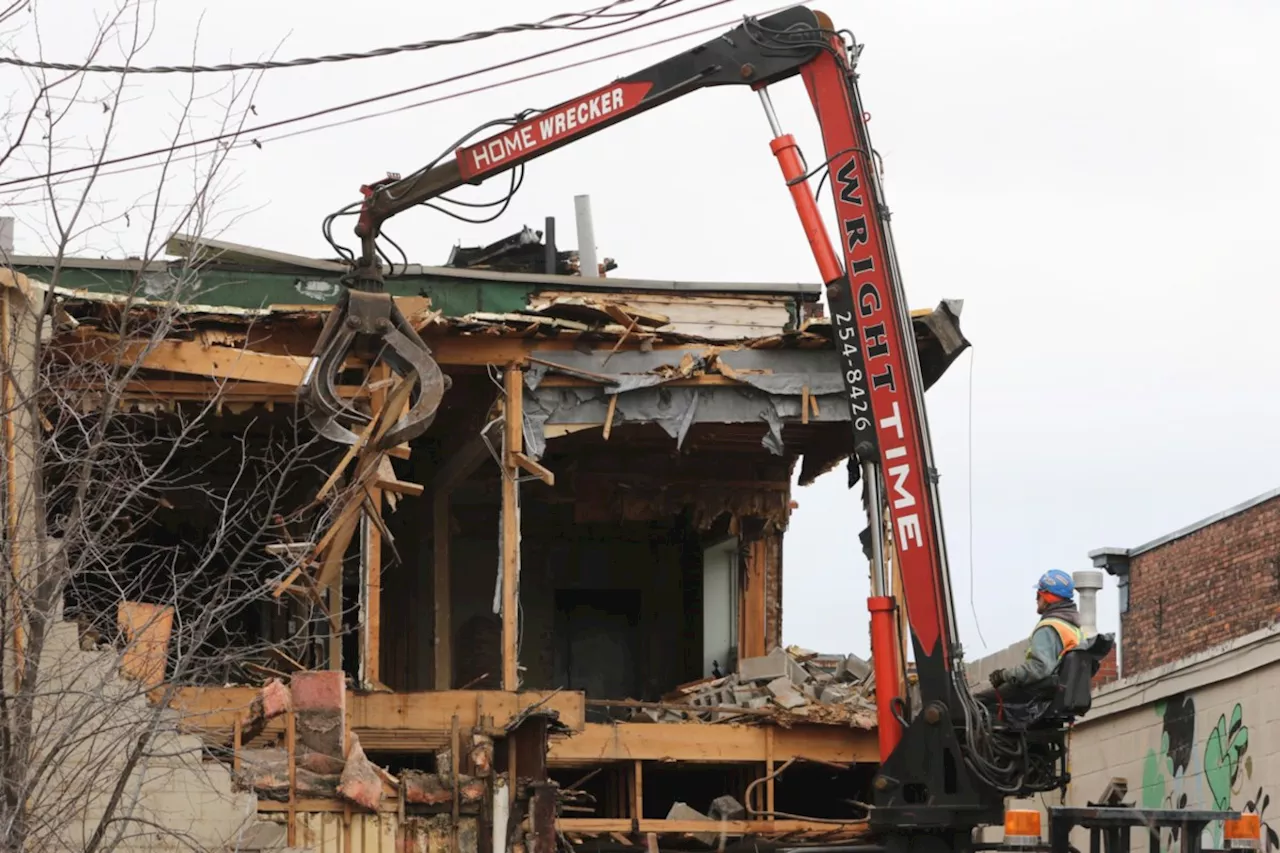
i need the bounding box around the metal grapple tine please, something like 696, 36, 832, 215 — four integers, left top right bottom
297, 287, 449, 449
376, 325, 447, 450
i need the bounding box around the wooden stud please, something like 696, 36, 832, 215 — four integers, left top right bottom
232, 717, 242, 774
508, 451, 554, 487
800, 385, 810, 425
450, 714, 460, 838
375, 476, 425, 497
365, 486, 383, 686
433, 492, 452, 690
809, 393, 820, 419
508, 735, 519, 808
739, 539, 768, 660
765, 727, 775, 823
501, 365, 522, 692
632, 760, 643, 822
602, 394, 618, 440
286, 708, 297, 846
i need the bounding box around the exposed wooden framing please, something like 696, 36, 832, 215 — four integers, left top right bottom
64, 378, 369, 402
602, 394, 618, 439
538, 374, 742, 389
363, 486, 382, 686
739, 538, 768, 659
552, 819, 867, 836
167, 687, 587, 740
501, 365, 522, 691
765, 726, 775, 823
286, 707, 298, 846
632, 760, 643, 821
81, 334, 314, 385
548, 722, 875, 766
329, 580, 343, 672
509, 451, 554, 486
431, 433, 492, 495
450, 714, 460, 843
375, 476, 424, 497
433, 492, 452, 690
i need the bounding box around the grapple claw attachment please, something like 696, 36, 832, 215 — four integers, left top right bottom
298, 288, 449, 448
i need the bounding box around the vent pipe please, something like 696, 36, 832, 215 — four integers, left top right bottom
574, 195, 599, 278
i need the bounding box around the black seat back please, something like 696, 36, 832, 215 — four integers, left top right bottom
1055, 632, 1115, 717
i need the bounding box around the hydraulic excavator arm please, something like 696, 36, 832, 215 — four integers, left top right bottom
302, 9, 1181, 853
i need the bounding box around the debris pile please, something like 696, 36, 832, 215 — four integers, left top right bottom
633, 646, 878, 726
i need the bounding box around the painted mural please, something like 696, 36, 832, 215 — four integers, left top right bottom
1140, 691, 1278, 852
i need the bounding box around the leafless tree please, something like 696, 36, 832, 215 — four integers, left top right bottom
0, 3, 349, 850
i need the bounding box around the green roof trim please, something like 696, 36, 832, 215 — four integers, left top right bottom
8, 263, 535, 317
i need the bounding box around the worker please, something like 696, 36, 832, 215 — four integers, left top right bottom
975, 570, 1084, 705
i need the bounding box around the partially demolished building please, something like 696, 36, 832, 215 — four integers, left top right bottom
5, 226, 968, 852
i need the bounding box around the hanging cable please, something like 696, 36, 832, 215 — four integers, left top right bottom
0, 0, 739, 191
0, 0, 686, 75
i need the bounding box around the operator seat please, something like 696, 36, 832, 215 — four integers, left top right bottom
995, 632, 1116, 731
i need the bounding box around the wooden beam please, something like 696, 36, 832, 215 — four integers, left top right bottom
538, 374, 742, 388
89, 335, 314, 385
501, 365, 522, 692
64, 378, 369, 401
430, 433, 492, 496
548, 722, 875, 766
433, 492, 452, 690
364, 487, 382, 686
740, 538, 769, 660
375, 477, 424, 497
509, 451, 554, 486
166, 686, 587, 740
427, 335, 692, 367
553, 819, 868, 836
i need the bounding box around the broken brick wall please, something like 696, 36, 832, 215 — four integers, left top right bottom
1122, 493, 1280, 677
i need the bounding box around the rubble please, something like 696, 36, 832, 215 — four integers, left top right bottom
634, 646, 879, 725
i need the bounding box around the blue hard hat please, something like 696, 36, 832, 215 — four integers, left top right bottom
1036, 570, 1075, 598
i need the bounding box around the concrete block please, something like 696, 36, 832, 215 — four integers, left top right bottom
765, 676, 807, 709
787, 655, 810, 688
709, 794, 747, 821
738, 648, 788, 683
837, 654, 872, 682
821, 684, 853, 704
666, 802, 717, 845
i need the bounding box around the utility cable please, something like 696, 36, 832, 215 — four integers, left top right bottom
0, 0, 682, 75
4, 0, 802, 194
0, 0, 741, 191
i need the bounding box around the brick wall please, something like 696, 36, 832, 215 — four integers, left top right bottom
1122, 494, 1280, 677
1092, 645, 1119, 688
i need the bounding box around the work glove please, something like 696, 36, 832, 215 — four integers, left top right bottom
989, 669, 1006, 689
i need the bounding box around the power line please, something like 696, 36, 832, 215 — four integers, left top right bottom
12, 0, 800, 193
0, 0, 739, 191
0, 0, 678, 75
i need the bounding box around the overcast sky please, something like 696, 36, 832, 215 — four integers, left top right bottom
4, 0, 1278, 663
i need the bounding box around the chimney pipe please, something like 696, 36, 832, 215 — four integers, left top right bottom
574, 194, 599, 278
1072, 570, 1104, 637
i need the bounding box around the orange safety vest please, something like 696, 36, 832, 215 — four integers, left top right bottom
1027, 616, 1083, 662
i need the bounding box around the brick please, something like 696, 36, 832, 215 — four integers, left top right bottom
290, 670, 345, 714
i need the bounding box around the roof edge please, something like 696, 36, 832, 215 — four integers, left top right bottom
1089, 485, 1280, 563
9, 253, 823, 297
